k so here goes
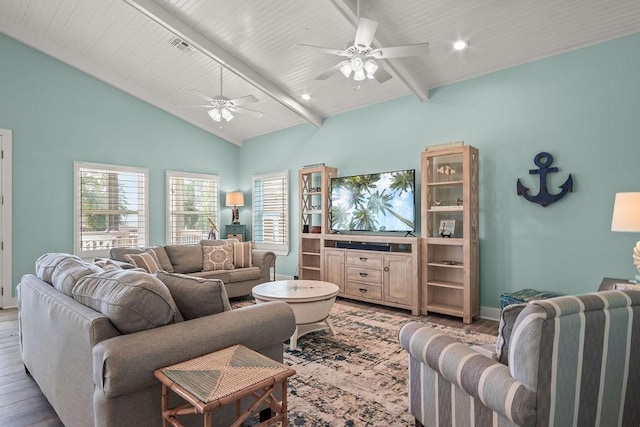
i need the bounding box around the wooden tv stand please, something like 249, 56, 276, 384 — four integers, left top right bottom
300, 234, 420, 315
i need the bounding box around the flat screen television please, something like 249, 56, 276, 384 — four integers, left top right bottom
330, 169, 415, 232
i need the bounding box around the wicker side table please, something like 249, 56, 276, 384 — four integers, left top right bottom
154, 345, 296, 427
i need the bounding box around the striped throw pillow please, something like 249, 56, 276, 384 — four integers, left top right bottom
125, 251, 161, 273
233, 241, 253, 268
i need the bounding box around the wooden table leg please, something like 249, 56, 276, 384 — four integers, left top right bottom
161, 383, 169, 427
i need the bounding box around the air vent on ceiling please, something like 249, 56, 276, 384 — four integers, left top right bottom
170, 37, 196, 55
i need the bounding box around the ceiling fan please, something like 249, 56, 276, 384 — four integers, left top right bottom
300, 1, 429, 83
178, 67, 263, 123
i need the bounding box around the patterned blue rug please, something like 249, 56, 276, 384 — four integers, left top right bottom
232, 297, 497, 427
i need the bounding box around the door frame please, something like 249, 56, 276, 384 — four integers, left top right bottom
0, 129, 13, 308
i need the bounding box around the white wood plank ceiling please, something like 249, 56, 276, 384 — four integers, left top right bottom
2, 0, 640, 145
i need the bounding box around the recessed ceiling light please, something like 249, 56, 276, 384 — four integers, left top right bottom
453, 40, 469, 51
301, 93, 312, 101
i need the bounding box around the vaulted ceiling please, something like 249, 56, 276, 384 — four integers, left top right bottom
2, 0, 640, 146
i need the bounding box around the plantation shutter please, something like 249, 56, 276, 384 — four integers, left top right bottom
75, 162, 148, 258
252, 171, 289, 255
167, 171, 219, 245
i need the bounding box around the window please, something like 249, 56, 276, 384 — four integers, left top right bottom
252, 170, 289, 255
74, 162, 148, 258
167, 171, 220, 245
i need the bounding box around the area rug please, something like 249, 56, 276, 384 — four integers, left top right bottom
232, 297, 497, 427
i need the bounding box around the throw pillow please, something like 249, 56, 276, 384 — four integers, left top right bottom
72, 269, 183, 334
203, 243, 235, 271
233, 241, 253, 268
164, 244, 203, 273
155, 271, 231, 320
125, 250, 161, 273
494, 303, 527, 365
35, 253, 104, 296
93, 258, 124, 271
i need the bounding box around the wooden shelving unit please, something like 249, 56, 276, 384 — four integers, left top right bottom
421, 144, 479, 323
298, 165, 337, 280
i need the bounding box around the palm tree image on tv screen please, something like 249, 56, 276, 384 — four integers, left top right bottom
330, 169, 415, 232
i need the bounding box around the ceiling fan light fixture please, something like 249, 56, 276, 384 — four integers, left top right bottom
340, 62, 353, 78
364, 59, 378, 78
351, 56, 364, 71
353, 69, 366, 81
221, 108, 234, 122
208, 108, 222, 122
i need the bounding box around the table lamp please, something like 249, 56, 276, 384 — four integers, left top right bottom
226, 191, 245, 225
611, 192, 640, 282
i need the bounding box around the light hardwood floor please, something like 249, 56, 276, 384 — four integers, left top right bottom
0, 302, 497, 426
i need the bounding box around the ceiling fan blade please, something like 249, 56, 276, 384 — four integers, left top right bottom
190, 90, 215, 102
372, 63, 392, 83
370, 43, 429, 59
228, 95, 259, 106
315, 61, 349, 80
298, 43, 348, 57
176, 104, 212, 108
234, 107, 264, 119
354, 18, 378, 49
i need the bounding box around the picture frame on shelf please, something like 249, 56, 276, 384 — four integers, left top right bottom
439, 219, 456, 238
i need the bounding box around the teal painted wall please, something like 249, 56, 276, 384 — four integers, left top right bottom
0, 34, 239, 296
241, 33, 640, 309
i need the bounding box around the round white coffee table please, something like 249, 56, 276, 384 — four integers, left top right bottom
252, 280, 339, 350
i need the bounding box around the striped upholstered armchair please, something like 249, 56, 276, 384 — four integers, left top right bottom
399, 290, 640, 426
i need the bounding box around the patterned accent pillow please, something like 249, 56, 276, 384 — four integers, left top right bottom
203, 243, 235, 271
233, 241, 253, 268
125, 250, 162, 273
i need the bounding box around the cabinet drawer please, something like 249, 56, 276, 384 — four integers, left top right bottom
345, 281, 382, 301
226, 233, 243, 241
346, 266, 382, 284
346, 252, 383, 268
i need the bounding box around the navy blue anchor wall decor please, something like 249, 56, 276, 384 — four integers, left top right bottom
516, 152, 573, 207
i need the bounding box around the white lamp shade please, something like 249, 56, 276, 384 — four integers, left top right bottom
611, 192, 640, 232
226, 192, 245, 207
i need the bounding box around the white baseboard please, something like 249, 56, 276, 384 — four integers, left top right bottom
480, 306, 501, 322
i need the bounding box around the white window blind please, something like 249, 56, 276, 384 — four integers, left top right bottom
167, 171, 219, 245
74, 162, 148, 258
252, 170, 289, 255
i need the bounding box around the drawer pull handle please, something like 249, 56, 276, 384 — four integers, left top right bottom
359, 272, 368, 277
384, 266, 389, 272
359, 288, 368, 293
359, 257, 368, 262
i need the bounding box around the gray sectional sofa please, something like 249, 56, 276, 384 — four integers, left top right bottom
17, 253, 295, 427
109, 239, 275, 298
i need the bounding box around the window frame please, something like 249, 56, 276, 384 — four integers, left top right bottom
252, 170, 289, 256
166, 170, 220, 245
74, 161, 149, 259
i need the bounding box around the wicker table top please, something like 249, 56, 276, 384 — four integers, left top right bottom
156, 345, 295, 407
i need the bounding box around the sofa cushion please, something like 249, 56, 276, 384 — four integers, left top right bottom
36, 253, 103, 296
72, 270, 183, 334
155, 271, 231, 320
228, 267, 262, 282
494, 303, 526, 365
233, 241, 253, 268
165, 245, 203, 273
110, 246, 174, 272
188, 270, 230, 283
125, 250, 162, 273
203, 243, 234, 271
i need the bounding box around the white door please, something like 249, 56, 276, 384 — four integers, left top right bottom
0, 129, 13, 308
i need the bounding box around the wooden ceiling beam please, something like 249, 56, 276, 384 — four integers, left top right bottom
123, 0, 323, 127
